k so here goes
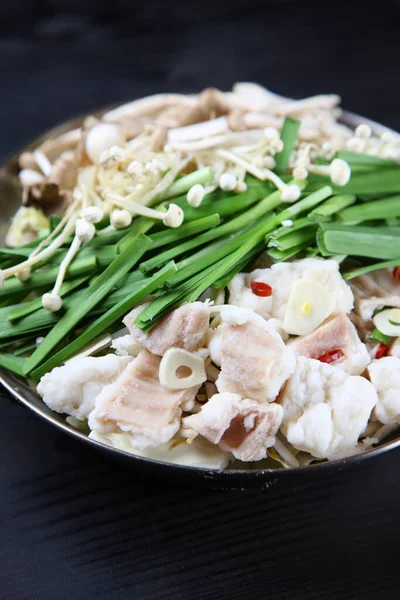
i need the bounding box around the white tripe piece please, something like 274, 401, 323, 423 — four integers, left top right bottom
280, 356, 378, 460
89, 430, 230, 470
228, 258, 354, 323
37, 354, 132, 420
368, 357, 400, 425
183, 392, 283, 462
208, 306, 295, 402
265, 318, 289, 342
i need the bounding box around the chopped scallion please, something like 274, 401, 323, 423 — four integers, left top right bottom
368, 328, 393, 345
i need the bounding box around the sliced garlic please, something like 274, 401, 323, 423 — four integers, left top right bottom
373, 308, 400, 337
159, 347, 207, 389
283, 280, 335, 335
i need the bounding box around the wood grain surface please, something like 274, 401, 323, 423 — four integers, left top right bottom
1, 1, 400, 598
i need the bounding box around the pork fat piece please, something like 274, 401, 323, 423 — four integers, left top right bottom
209, 306, 295, 402
37, 354, 131, 420
123, 302, 209, 356
89, 350, 199, 449
289, 313, 370, 375
183, 392, 283, 461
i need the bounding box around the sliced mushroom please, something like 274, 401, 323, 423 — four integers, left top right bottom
18, 129, 82, 171
102, 93, 197, 123
22, 152, 77, 214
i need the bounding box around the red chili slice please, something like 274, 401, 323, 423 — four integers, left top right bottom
376, 343, 389, 359
250, 281, 273, 297
317, 349, 345, 364
393, 267, 400, 282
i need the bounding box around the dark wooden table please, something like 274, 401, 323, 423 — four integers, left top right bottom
1, 1, 400, 598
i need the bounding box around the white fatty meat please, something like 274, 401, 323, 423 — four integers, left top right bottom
279, 356, 377, 459
208, 306, 295, 402
183, 392, 283, 461
368, 357, 400, 425
123, 302, 210, 356
89, 430, 230, 469
37, 354, 131, 420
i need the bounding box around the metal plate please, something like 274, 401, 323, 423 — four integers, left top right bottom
1, 107, 399, 487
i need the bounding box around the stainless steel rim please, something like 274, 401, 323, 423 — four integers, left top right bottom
1, 104, 399, 478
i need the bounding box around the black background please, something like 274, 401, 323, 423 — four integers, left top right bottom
1, 1, 400, 598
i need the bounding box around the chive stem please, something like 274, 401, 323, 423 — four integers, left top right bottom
30, 261, 177, 380
0, 353, 26, 376
344, 259, 400, 280
309, 194, 356, 220
23, 233, 151, 375
275, 117, 300, 173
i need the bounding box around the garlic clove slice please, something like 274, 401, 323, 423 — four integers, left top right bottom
159, 347, 207, 389
373, 308, 400, 337
283, 280, 335, 336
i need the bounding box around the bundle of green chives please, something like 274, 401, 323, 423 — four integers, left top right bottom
3, 119, 400, 381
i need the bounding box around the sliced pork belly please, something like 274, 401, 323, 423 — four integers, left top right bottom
209, 306, 295, 402
183, 392, 283, 461
289, 313, 370, 375
123, 301, 210, 356
89, 350, 199, 449
279, 356, 378, 460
